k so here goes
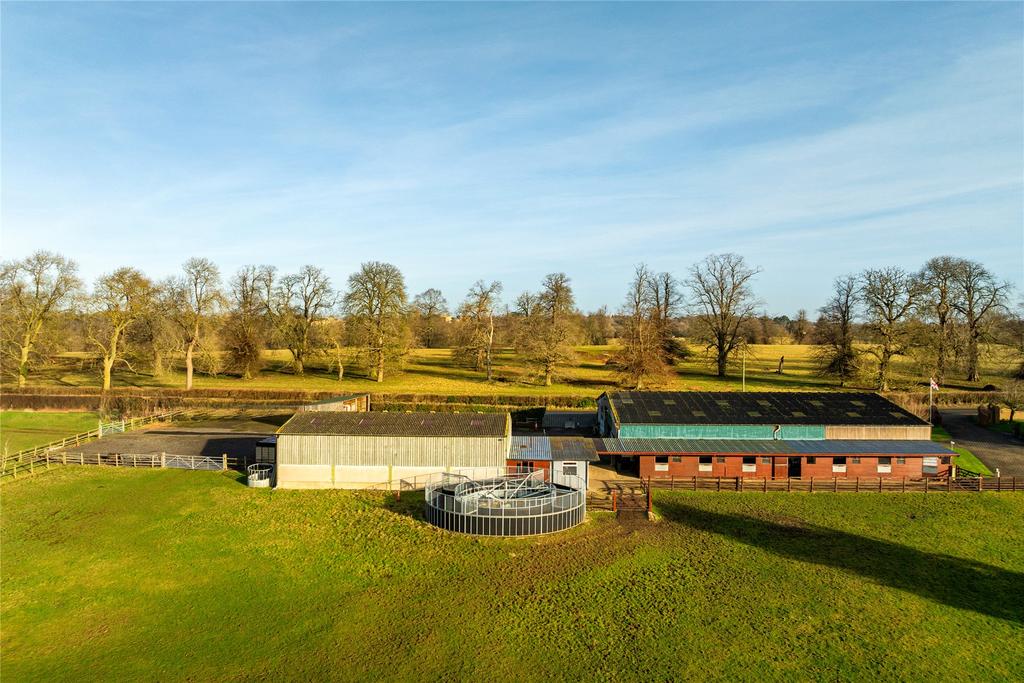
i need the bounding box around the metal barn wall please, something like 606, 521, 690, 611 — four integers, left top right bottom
277, 435, 509, 468
616, 424, 827, 440
824, 425, 931, 440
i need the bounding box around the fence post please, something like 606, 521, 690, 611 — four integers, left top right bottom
612, 491, 617, 512
833, 477, 838, 493
809, 477, 813, 493
855, 476, 860, 493
787, 477, 792, 492
763, 477, 767, 493
62, 452, 67, 465
692, 476, 697, 491
222, 453, 228, 471
948, 476, 952, 492
161, 452, 166, 468
670, 476, 674, 490
738, 476, 743, 492
80, 453, 84, 465
717, 476, 721, 492
978, 476, 983, 492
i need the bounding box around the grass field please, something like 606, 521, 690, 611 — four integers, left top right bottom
9, 342, 1016, 396
0, 411, 99, 455
2, 468, 1022, 680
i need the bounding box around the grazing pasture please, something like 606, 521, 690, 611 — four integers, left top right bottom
0, 411, 100, 455
11, 342, 1018, 396
2, 468, 1021, 681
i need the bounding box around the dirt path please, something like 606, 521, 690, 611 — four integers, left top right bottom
938, 408, 1024, 477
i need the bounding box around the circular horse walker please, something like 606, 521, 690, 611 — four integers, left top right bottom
422, 467, 586, 537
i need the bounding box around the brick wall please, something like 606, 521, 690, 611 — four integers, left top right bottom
640, 454, 952, 479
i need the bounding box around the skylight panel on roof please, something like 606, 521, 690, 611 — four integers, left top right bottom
716, 400, 730, 407
748, 411, 761, 417
649, 410, 661, 417
692, 410, 705, 417
792, 411, 806, 417
757, 400, 771, 407
851, 400, 866, 407
810, 401, 825, 407
620, 398, 634, 404
663, 399, 676, 405
846, 411, 860, 418
889, 411, 908, 419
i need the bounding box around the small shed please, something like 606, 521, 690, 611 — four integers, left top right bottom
299, 393, 370, 413
508, 436, 597, 488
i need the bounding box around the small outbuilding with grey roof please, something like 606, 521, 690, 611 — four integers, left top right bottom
275, 412, 511, 489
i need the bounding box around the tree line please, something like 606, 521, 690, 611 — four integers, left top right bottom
1, 251, 1018, 391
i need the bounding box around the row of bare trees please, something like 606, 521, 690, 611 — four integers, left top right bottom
0, 251, 1016, 390
816, 257, 1014, 389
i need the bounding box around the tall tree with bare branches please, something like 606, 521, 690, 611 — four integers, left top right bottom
87, 268, 153, 390
686, 254, 761, 377
261, 265, 333, 374
412, 288, 449, 349
0, 251, 81, 387
951, 259, 1012, 382
224, 265, 273, 380
521, 273, 580, 386
919, 256, 964, 384
860, 267, 925, 391
343, 262, 408, 382
166, 258, 222, 390
454, 280, 502, 380
615, 264, 669, 389
814, 275, 860, 385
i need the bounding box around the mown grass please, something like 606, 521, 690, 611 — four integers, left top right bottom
0, 411, 99, 455
12, 342, 1017, 396
2, 468, 1021, 681
932, 425, 993, 476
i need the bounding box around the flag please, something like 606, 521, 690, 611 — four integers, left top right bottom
930, 378, 939, 391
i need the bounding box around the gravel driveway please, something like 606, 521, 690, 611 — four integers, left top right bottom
938, 408, 1024, 477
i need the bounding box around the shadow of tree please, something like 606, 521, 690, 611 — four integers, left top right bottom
657, 498, 1024, 624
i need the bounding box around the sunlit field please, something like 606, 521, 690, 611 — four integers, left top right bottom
12, 343, 1016, 397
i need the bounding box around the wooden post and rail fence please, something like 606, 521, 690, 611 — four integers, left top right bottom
0, 409, 191, 479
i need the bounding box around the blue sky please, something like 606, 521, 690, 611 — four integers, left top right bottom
2, 2, 1022, 314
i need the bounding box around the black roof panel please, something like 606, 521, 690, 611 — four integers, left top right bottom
605, 392, 927, 426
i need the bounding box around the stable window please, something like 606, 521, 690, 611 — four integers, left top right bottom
654, 455, 669, 472
671, 456, 682, 463
877, 457, 892, 474
761, 457, 772, 465
941, 456, 951, 465
806, 457, 817, 464
698, 456, 713, 472
716, 456, 726, 464
897, 457, 906, 465
562, 462, 577, 477
832, 456, 847, 473
923, 456, 939, 475
851, 457, 861, 464
742, 456, 757, 473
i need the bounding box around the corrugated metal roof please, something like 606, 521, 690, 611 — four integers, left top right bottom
509, 436, 599, 461
596, 438, 953, 455
603, 391, 927, 427
279, 412, 508, 437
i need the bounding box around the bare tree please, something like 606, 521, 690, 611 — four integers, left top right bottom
951, 260, 1012, 382
648, 271, 686, 361
453, 280, 503, 380
788, 309, 810, 344
87, 268, 153, 390
814, 275, 860, 386
582, 305, 615, 345
686, 253, 761, 377
224, 265, 272, 380
919, 256, 965, 384
343, 262, 408, 382
319, 317, 349, 381
166, 258, 222, 390
1002, 380, 1023, 423
262, 265, 333, 375
522, 273, 580, 386
412, 288, 448, 349
615, 264, 669, 389
860, 267, 925, 391
126, 288, 179, 378
0, 251, 81, 387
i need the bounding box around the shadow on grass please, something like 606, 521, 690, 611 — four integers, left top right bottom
383, 490, 427, 521
657, 498, 1024, 625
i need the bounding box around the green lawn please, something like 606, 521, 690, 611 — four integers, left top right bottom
2, 468, 1022, 680
8, 342, 1015, 396
932, 425, 993, 476
0, 411, 99, 455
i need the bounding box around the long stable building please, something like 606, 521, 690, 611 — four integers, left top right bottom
596, 391, 953, 479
